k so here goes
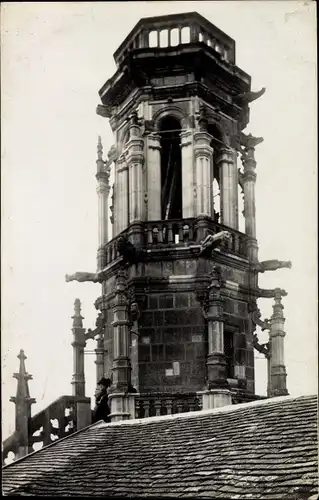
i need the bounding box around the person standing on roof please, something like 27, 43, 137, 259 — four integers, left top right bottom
92, 377, 112, 423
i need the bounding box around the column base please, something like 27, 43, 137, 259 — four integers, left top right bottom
199, 389, 232, 410
108, 392, 136, 422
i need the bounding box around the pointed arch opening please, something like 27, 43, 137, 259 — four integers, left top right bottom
208, 124, 223, 222
159, 116, 182, 220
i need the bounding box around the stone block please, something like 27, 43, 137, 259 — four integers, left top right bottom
139, 345, 151, 362
165, 343, 185, 361
159, 294, 174, 309
151, 344, 163, 361
175, 294, 189, 308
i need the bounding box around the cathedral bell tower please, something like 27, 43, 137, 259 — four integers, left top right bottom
67, 12, 291, 419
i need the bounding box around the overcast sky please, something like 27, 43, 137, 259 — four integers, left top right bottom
1, 1, 317, 440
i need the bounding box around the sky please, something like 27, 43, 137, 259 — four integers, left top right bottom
1, 1, 317, 441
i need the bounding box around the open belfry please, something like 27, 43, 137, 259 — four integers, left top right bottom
4, 12, 297, 465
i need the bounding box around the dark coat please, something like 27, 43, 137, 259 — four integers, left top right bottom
92, 393, 110, 423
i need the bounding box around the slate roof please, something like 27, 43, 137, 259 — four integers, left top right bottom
2, 394, 318, 498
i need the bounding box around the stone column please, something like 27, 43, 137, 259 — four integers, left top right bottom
194, 131, 213, 217
96, 137, 111, 271
71, 299, 86, 397
180, 129, 194, 218
10, 350, 36, 458
240, 135, 262, 262
200, 267, 231, 409
127, 112, 144, 224
95, 333, 104, 383
269, 289, 289, 396
116, 154, 129, 234
146, 132, 161, 221
217, 147, 238, 230
109, 270, 136, 421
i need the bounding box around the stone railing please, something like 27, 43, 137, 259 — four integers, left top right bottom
135, 392, 203, 418
114, 13, 235, 65
103, 218, 249, 267
2, 395, 91, 465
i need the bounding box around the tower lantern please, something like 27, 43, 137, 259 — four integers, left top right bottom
67, 11, 291, 418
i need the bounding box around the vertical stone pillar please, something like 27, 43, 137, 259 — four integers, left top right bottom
116, 154, 129, 234
10, 350, 36, 458
95, 332, 104, 383
269, 289, 289, 396
194, 131, 213, 217
109, 270, 136, 421
96, 137, 111, 271
127, 111, 144, 224
71, 299, 86, 397
217, 147, 238, 230
146, 132, 161, 221
199, 267, 231, 409
180, 128, 194, 218
240, 135, 262, 262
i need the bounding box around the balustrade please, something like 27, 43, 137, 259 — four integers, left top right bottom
114, 14, 235, 66
2, 395, 90, 465
135, 393, 202, 419
102, 218, 249, 268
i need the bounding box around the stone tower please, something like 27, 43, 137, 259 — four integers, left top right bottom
67, 12, 290, 417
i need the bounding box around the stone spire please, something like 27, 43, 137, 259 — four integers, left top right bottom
71, 299, 86, 397
10, 350, 36, 458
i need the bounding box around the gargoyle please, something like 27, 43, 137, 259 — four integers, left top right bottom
65, 272, 100, 283
117, 236, 146, 266
257, 287, 288, 299
199, 230, 231, 257
233, 87, 266, 106
240, 132, 264, 149
96, 104, 113, 118
253, 260, 292, 273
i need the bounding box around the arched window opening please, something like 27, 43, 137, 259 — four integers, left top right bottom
212, 178, 220, 222
159, 116, 182, 220
181, 26, 190, 44
149, 31, 158, 48
207, 39, 212, 47
199, 32, 203, 42
238, 184, 245, 233
170, 28, 179, 46
208, 124, 223, 222
160, 29, 168, 47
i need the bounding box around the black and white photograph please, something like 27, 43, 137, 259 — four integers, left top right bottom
1, 1, 317, 497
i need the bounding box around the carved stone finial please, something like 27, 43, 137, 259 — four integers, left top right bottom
97, 136, 103, 160
72, 298, 84, 328
233, 87, 266, 105
240, 132, 264, 149
11, 350, 36, 403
